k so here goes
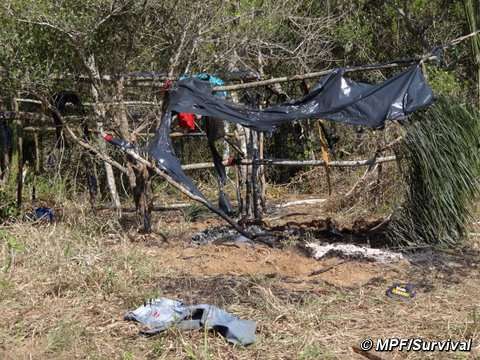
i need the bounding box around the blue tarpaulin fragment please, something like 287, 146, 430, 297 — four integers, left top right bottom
34, 207, 54, 222
125, 298, 256, 346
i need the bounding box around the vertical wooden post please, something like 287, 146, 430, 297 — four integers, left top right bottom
235, 161, 244, 215
0, 104, 10, 184
256, 50, 267, 214
244, 126, 252, 218
97, 121, 121, 210
32, 131, 41, 201
250, 130, 260, 221
14, 98, 23, 208
258, 131, 266, 210
88, 54, 121, 211
235, 125, 247, 217
223, 122, 231, 176
317, 121, 332, 196
375, 163, 383, 206
34, 132, 41, 174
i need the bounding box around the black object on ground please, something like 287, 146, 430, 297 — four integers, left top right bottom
386, 283, 416, 300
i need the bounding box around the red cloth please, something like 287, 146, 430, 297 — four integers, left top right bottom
162, 79, 173, 91
177, 112, 196, 131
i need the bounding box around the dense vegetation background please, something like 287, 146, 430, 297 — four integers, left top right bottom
0, 1, 473, 95
0, 0, 478, 223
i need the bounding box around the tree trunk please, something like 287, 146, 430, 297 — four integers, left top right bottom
0, 118, 11, 185
10, 97, 23, 208
115, 77, 152, 232
15, 119, 23, 208
97, 121, 121, 209
132, 164, 152, 233
87, 55, 121, 210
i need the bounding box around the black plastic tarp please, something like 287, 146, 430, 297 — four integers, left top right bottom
147, 64, 434, 203
147, 109, 205, 198
168, 64, 433, 130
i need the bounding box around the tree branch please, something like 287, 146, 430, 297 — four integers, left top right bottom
32, 93, 129, 174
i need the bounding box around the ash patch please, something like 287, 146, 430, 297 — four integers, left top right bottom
306, 242, 404, 263
191, 225, 264, 245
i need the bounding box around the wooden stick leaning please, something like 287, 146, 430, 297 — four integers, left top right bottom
61, 118, 254, 239
44, 101, 249, 238
124, 148, 254, 239
63, 120, 253, 238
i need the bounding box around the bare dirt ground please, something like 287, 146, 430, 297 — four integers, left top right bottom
1, 203, 480, 359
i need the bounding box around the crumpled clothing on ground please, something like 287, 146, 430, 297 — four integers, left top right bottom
124, 298, 256, 346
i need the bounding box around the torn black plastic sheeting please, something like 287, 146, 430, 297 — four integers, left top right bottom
145, 64, 434, 238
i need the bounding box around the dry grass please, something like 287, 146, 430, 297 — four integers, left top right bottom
1, 205, 480, 359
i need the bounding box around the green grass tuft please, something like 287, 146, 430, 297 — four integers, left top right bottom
388, 97, 480, 247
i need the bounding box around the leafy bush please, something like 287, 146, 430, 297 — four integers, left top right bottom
426, 66, 466, 98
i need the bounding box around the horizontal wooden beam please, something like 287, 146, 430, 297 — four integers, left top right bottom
10, 59, 429, 104
97, 199, 332, 212
11, 61, 423, 100
212, 61, 423, 92
182, 156, 397, 170
211, 31, 480, 92
96, 202, 191, 212
15, 98, 161, 107
49, 70, 259, 83
275, 199, 327, 208
21, 126, 234, 139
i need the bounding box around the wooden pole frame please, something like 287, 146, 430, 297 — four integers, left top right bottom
3, 46, 441, 235
3, 30, 479, 235
1, 97, 400, 241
